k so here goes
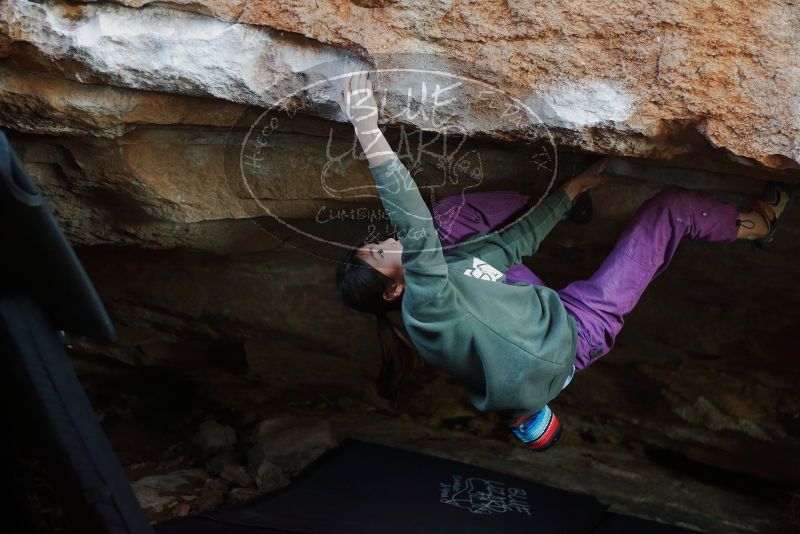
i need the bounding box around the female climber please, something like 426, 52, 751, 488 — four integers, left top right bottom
334, 71, 795, 451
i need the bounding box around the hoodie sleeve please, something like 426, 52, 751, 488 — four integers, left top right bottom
368, 154, 448, 304
469, 187, 572, 271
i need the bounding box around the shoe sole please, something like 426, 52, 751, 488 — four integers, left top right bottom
753, 184, 795, 249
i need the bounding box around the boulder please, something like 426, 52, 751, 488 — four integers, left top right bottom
247, 416, 337, 479
192, 420, 237, 457
1, 0, 798, 168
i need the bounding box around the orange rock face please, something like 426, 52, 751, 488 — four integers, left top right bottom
239, 0, 800, 168
2, 0, 798, 169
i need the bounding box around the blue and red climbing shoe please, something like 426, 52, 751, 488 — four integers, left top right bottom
510, 405, 562, 452
745, 182, 795, 249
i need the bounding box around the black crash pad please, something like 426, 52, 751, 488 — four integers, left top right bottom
156, 439, 694, 534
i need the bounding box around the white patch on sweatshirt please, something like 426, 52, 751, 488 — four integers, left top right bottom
463, 257, 503, 282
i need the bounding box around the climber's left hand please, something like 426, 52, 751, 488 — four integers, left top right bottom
334, 69, 379, 132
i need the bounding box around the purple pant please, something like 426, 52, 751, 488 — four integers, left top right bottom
433, 188, 740, 371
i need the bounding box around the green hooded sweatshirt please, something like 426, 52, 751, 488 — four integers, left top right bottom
369, 154, 578, 419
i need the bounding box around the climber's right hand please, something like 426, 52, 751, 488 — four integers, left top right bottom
562, 157, 609, 202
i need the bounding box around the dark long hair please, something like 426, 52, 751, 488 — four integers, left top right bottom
336, 242, 422, 401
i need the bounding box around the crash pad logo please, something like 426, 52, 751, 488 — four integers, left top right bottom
439, 474, 531, 515
463, 257, 503, 282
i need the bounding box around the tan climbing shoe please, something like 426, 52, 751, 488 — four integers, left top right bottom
745, 182, 795, 249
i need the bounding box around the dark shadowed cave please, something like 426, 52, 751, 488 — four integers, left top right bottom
5, 124, 795, 532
